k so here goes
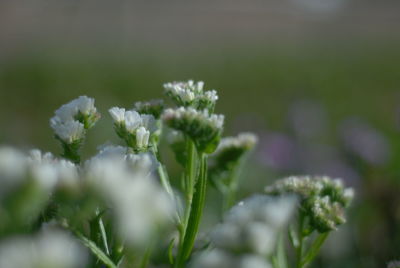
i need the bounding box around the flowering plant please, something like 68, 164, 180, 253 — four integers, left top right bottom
0, 80, 354, 268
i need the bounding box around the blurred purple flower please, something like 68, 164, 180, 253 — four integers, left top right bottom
257, 132, 298, 171
288, 100, 327, 140
339, 118, 390, 166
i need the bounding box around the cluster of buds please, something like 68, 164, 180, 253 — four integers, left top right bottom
133, 99, 165, 119
162, 107, 224, 153
163, 80, 218, 112
109, 107, 157, 152
265, 176, 354, 232
191, 195, 297, 268
50, 96, 100, 162
211, 132, 258, 173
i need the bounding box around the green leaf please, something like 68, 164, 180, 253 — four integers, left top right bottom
75, 231, 118, 268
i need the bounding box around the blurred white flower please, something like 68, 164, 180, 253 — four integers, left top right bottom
0, 147, 27, 198
211, 195, 296, 256
0, 230, 87, 268
84, 156, 173, 247
191, 249, 235, 268
28, 149, 79, 190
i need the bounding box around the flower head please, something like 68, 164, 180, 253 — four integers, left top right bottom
265, 176, 354, 232
211, 132, 258, 170
163, 80, 218, 111
162, 107, 224, 153
210, 195, 296, 255
109, 107, 158, 151
51, 96, 100, 130
133, 99, 165, 119
51, 120, 85, 144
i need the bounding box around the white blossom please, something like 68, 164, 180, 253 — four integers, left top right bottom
109, 107, 126, 123
0, 230, 87, 268
84, 156, 173, 247
51, 120, 85, 144
0, 147, 27, 198
53, 96, 97, 123
136, 127, 150, 149
210, 195, 296, 256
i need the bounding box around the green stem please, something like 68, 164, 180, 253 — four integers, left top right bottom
223, 166, 240, 212
175, 153, 208, 267
300, 232, 329, 267
180, 140, 197, 241
140, 246, 152, 268
296, 213, 305, 268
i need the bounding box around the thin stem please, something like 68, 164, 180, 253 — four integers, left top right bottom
175, 153, 208, 267
222, 165, 240, 212
185, 139, 197, 203
300, 232, 329, 267
140, 246, 152, 268
151, 141, 174, 197
296, 213, 305, 268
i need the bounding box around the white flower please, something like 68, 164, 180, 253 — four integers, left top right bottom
54, 96, 96, 122
162, 107, 224, 152
0, 230, 87, 268
124, 110, 142, 132
163, 80, 206, 106
28, 149, 79, 190
75, 96, 96, 115
84, 157, 173, 247
95, 144, 128, 159
205, 90, 218, 102
210, 195, 296, 256
140, 114, 157, 133
51, 120, 85, 144
0, 147, 27, 198
109, 107, 126, 123
136, 127, 150, 149
244, 222, 275, 255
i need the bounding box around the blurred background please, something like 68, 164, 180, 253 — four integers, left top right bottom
0, 0, 399, 267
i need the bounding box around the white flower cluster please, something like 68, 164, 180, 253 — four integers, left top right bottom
163, 80, 218, 110
191, 195, 297, 268
216, 133, 258, 153
84, 155, 173, 247
0, 230, 87, 268
91, 144, 158, 177
265, 176, 354, 232
50, 96, 99, 144
0, 147, 79, 200
28, 149, 79, 190
109, 107, 157, 150
164, 80, 204, 105
133, 99, 165, 119
163, 107, 224, 152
